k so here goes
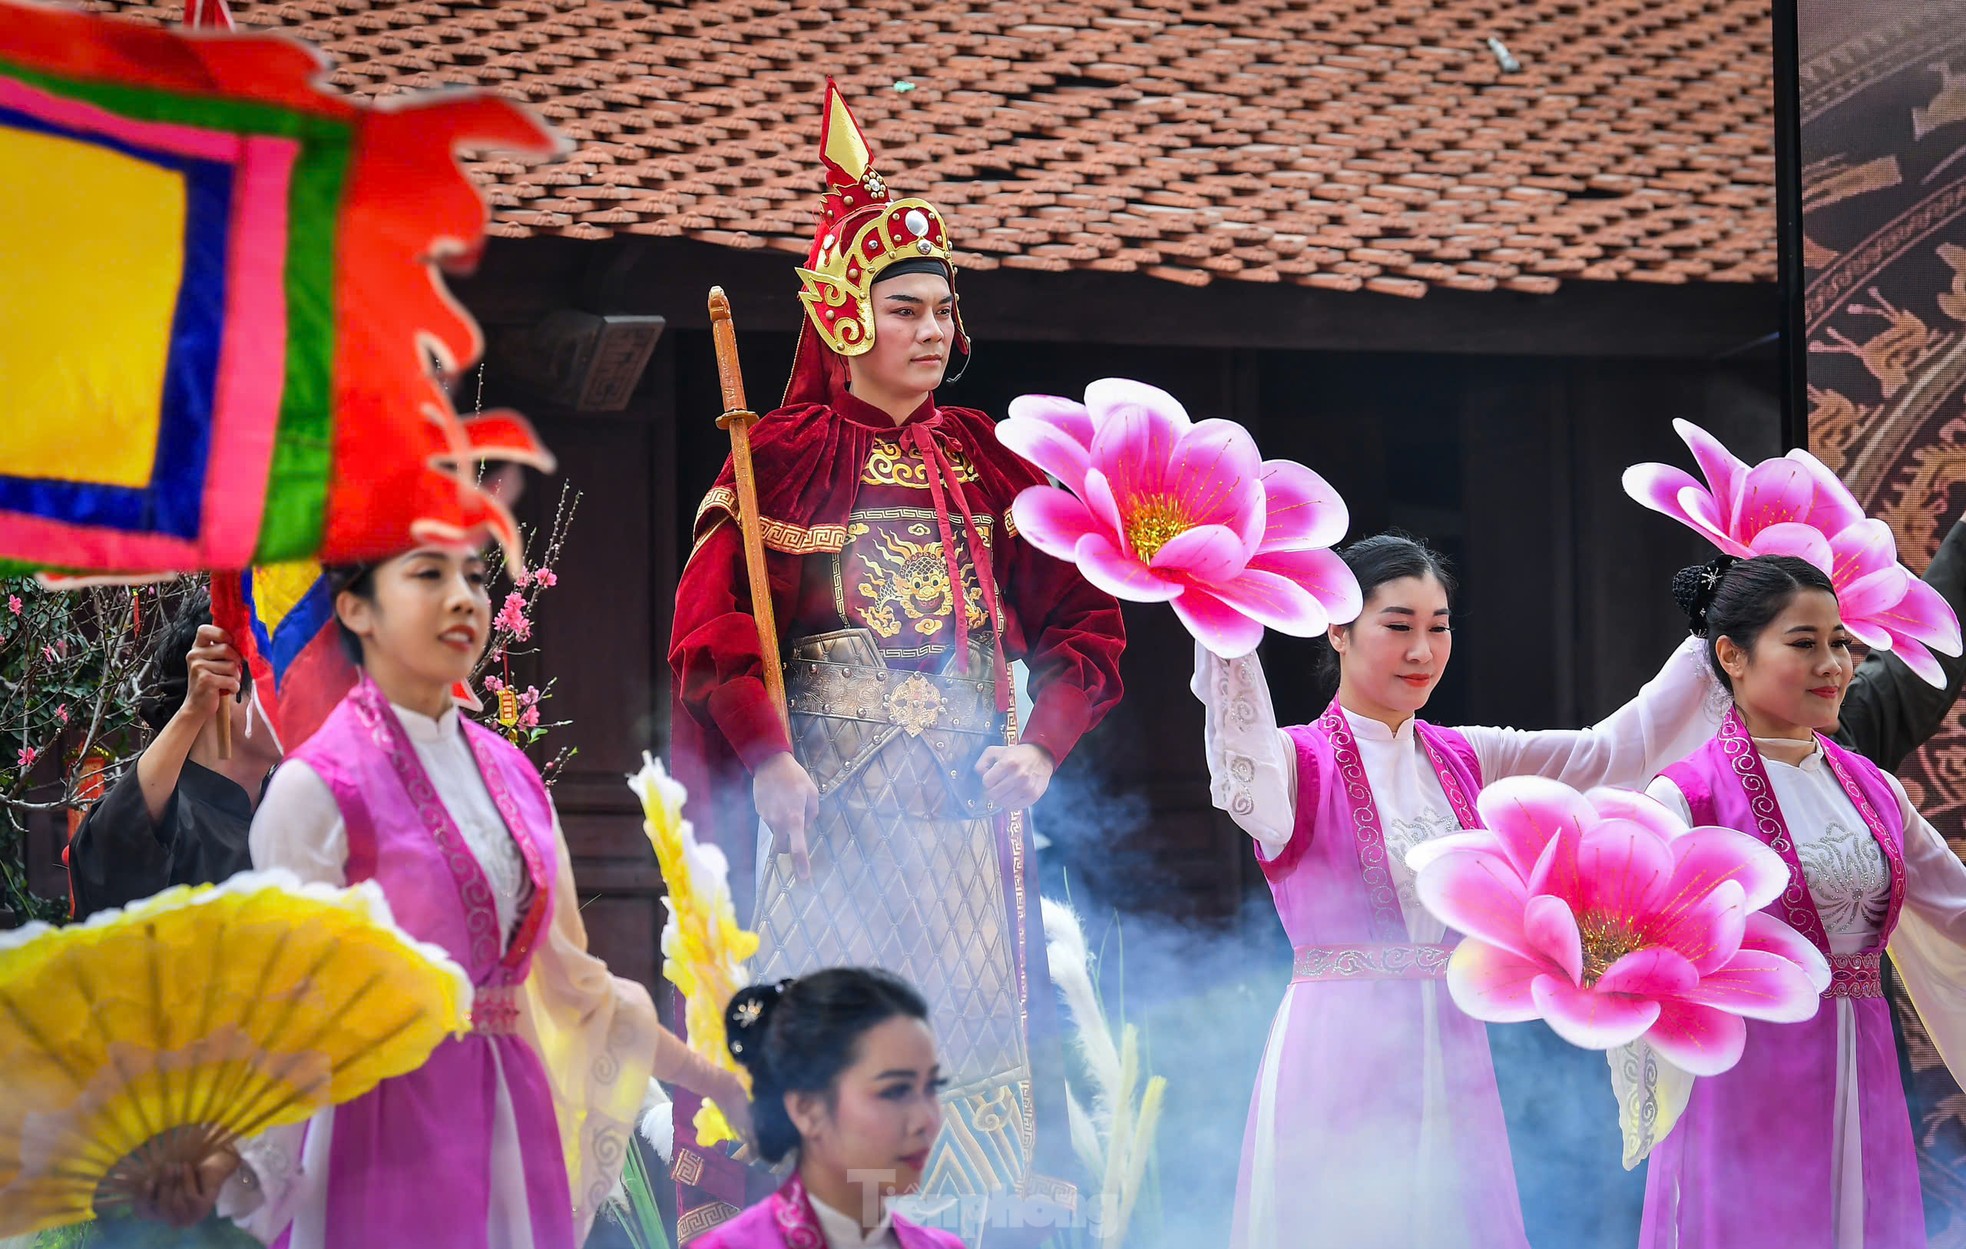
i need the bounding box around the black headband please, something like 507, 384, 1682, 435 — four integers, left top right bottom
872, 257, 951, 284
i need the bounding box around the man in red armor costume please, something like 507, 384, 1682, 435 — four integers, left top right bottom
668, 83, 1126, 1243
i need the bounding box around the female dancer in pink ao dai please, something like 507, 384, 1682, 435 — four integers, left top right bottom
1628, 555, 1966, 1249
696, 968, 964, 1249
1195, 534, 1723, 1249
223, 549, 749, 1249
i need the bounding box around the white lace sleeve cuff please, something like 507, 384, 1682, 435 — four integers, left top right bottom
1192, 641, 1296, 849
222, 1122, 305, 1242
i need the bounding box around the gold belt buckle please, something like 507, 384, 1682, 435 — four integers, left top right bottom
887, 672, 944, 736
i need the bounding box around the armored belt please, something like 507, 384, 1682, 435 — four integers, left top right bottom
782, 629, 1002, 800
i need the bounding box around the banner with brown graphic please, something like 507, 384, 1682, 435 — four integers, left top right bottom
1799, 2, 1966, 1238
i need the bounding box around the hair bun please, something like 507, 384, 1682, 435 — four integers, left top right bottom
1670, 554, 1735, 636
725, 978, 793, 1075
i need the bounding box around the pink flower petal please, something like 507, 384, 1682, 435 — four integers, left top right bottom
1675, 420, 1750, 524
1746, 521, 1834, 575
1413, 847, 1532, 956
1165, 419, 1265, 546
1561, 820, 1675, 920
1826, 518, 1899, 587
1084, 377, 1191, 430
1531, 975, 1661, 1049
1664, 827, 1790, 913
1169, 582, 1266, 658
1642, 880, 1747, 975
1584, 787, 1690, 845
1521, 894, 1584, 986
1643, 999, 1748, 1077
1529, 824, 1580, 906
1884, 634, 1948, 688
999, 397, 1095, 494
1083, 468, 1126, 536
1073, 532, 1181, 603
1245, 546, 1364, 624
1838, 566, 1913, 621
1090, 393, 1186, 504
1199, 568, 1329, 637
1010, 487, 1102, 561
1403, 831, 1503, 875
1477, 776, 1597, 882
1738, 911, 1831, 993
1005, 394, 1094, 446
1148, 524, 1249, 582
1594, 946, 1699, 998
1879, 577, 1963, 655
1622, 463, 1735, 551
1843, 615, 1896, 652
1257, 459, 1350, 552
1679, 949, 1823, 1023
1445, 939, 1549, 1022
1733, 460, 1816, 542
1787, 448, 1867, 537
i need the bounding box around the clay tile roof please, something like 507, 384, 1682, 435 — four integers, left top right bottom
91, 0, 1776, 297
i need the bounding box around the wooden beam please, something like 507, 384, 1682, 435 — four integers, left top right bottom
452, 236, 1781, 360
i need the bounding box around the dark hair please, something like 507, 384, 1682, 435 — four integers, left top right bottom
1671, 553, 1837, 688
1313, 531, 1458, 698
138, 587, 253, 732
325, 563, 378, 667
724, 967, 931, 1165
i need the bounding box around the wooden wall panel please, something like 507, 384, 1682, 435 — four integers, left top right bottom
512, 337, 679, 991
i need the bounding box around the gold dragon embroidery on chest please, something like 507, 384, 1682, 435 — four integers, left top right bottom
840, 513, 989, 646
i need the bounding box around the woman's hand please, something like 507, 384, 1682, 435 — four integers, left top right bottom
129, 1143, 240, 1229
179, 624, 243, 722
976, 743, 1055, 811
752, 752, 819, 879
714, 1074, 756, 1150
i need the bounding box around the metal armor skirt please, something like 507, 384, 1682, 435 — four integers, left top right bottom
755, 628, 1059, 1217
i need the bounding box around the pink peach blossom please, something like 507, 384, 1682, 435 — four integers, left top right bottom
494, 591, 531, 641
1408, 776, 1829, 1077
1624, 419, 1962, 685
1000, 379, 1361, 657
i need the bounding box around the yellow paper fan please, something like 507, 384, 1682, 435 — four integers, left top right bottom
0, 870, 473, 1236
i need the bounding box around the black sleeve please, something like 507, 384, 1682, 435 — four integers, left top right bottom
1834, 520, 1966, 771
67, 761, 174, 918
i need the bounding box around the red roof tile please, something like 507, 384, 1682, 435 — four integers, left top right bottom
90, 0, 1776, 297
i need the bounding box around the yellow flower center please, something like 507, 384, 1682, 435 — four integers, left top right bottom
1124, 495, 1192, 561
1578, 912, 1645, 987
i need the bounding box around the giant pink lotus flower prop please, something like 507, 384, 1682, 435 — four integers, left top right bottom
1624, 419, 1962, 685
1407, 777, 1830, 1077
999, 379, 1361, 658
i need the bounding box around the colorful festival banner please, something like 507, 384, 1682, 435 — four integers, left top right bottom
0, 0, 559, 582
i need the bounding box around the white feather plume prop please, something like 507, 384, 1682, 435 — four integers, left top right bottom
1041, 898, 1122, 1127
638, 1076, 675, 1164
1066, 1086, 1102, 1183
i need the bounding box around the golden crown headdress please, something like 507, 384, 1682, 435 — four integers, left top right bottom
796, 81, 969, 360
